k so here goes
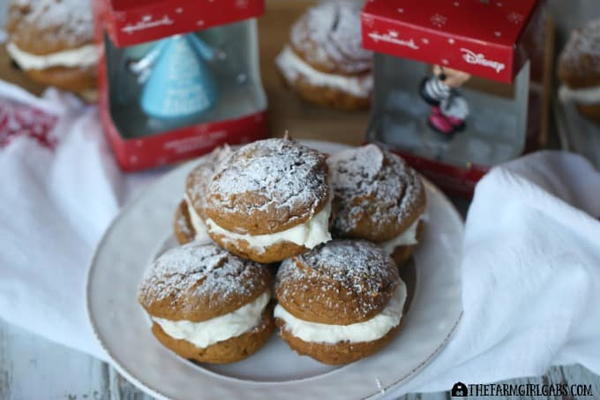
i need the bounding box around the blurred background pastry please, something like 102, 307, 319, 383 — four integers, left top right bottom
559, 19, 600, 123
5, 0, 97, 100
276, 0, 373, 111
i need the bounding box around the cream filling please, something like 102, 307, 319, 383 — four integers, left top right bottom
184, 195, 212, 244
205, 199, 332, 253
276, 45, 372, 98
559, 84, 600, 105
153, 291, 270, 349
274, 282, 407, 344
6, 42, 98, 70
380, 216, 423, 255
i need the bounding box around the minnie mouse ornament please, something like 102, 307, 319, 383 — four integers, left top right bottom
420, 65, 471, 137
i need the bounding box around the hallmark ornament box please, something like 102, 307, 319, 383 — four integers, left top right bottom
93, 0, 268, 171
361, 0, 552, 195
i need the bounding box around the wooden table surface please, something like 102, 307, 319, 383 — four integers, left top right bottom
1, 1, 599, 399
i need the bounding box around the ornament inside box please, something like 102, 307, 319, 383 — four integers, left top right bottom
93, 0, 268, 171
361, 0, 552, 196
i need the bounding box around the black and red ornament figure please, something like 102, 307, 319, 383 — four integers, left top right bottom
420, 65, 471, 137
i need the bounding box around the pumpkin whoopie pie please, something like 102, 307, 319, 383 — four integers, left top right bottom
138, 242, 274, 364
6, 0, 97, 99
328, 145, 427, 266
198, 138, 333, 263
274, 240, 407, 365
275, 0, 373, 111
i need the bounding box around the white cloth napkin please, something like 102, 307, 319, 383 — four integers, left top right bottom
1, 80, 600, 391
399, 150, 600, 395
0, 81, 160, 360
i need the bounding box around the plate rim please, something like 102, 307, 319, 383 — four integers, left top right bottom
86, 139, 464, 400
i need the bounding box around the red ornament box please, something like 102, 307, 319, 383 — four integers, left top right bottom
361, 0, 551, 196
93, 0, 268, 171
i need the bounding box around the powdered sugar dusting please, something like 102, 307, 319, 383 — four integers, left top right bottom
277, 240, 399, 316
204, 139, 329, 231
346, 142, 384, 177
328, 145, 423, 236
291, 0, 372, 75
11, 0, 94, 45
139, 243, 267, 308
560, 19, 600, 77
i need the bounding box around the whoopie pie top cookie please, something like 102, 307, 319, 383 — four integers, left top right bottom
275, 239, 401, 325
328, 145, 426, 247
199, 138, 332, 262
138, 242, 271, 322
6, 0, 96, 69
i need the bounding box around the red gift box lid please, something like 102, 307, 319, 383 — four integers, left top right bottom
95, 0, 264, 47
361, 0, 543, 83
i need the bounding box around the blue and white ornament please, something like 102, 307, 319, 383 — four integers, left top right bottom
132, 34, 219, 120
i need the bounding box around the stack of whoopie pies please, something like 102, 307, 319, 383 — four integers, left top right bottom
138, 138, 427, 365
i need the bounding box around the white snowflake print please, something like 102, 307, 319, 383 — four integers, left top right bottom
235, 0, 249, 9
430, 13, 448, 28
421, 38, 430, 44
507, 11, 524, 24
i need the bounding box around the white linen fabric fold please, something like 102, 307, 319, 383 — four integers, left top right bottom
398, 151, 600, 395
0, 81, 159, 360
0, 81, 599, 391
